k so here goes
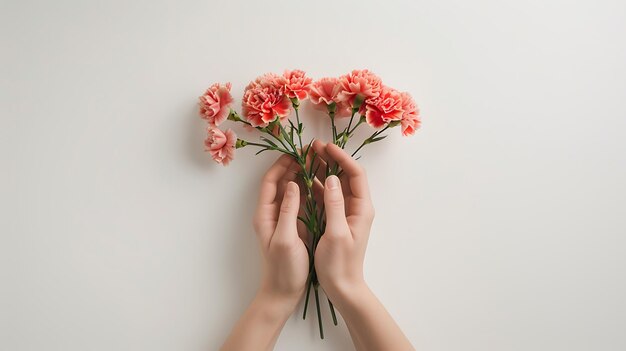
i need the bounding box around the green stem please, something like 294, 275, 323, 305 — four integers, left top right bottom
314, 283, 324, 339
264, 125, 294, 156
303, 270, 313, 319
294, 106, 304, 151
244, 141, 271, 148
278, 122, 298, 153
260, 125, 330, 337
242, 141, 295, 157
348, 118, 365, 136
328, 298, 338, 325
345, 108, 357, 138
341, 117, 365, 148
329, 111, 337, 144
350, 125, 390, 157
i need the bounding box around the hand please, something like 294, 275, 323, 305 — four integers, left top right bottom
312, 142, 375, 302
253, 154, 310, 307
311, 142, 415, 351
221, 155, 310, 351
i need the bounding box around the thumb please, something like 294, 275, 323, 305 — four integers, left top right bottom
324, 175, 350, 238
275, 181, 301, 240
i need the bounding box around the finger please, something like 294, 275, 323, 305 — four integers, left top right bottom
305, 140, 328, 182
312, 140, 336, 175
325, 143, 370, 199
258, 154, 297, 206
275, 160, 301, 203
296, 215, 310, 249
273, 181, 301, 244
312, 139, 327, 158
312, 177, 325, 206
323, 175, 350, 238
297, 176, 325, 246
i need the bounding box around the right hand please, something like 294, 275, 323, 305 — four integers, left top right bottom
312, 142, 375, 302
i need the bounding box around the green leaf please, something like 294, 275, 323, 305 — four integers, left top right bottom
370, 135, 388, 143
307, 151, 317, 176
260, 137, 277, 148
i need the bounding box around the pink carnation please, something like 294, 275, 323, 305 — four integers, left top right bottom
205, 127, 236, 165
364, 86, 404, 128
399, 92, 421, 136
337, 69, 383, 108
310, 77, 342, 105
309, 77, 351, 117
198, 82, 234, 127
242, 73, 292, 127
283, 69, 312, 100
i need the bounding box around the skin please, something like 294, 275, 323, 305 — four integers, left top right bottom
220, 142, 414, 351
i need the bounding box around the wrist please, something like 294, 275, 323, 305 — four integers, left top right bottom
254, 286, 301, 320
324, 279, 370, 309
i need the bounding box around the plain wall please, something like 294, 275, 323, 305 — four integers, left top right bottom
2, 0, 625, 350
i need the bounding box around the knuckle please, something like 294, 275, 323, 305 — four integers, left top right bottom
279, 201, 294, 214
325, 230, 350, 243
328, 200, 344, 209
271, 238, 292, 251
326, 195, 344, 207
324, 223, 350, 239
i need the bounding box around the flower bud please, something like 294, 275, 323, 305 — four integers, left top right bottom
227, 109, 240, 122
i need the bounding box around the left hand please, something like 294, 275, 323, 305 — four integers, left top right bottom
253, 154, 310, 308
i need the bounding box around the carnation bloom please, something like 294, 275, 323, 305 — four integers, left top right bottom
283, 69, 312, 100
205, 127, 236, 165
337, 69, 383, 108
364, 86, 404, 128
198, 82, 234, 127
309, 77, 351, 117
399, 92, 421, 136
242, 73, 292, 127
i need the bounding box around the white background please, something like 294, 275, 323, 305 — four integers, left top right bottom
2, 0, 625, 350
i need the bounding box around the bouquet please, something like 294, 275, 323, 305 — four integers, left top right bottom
198, 69, 420, 338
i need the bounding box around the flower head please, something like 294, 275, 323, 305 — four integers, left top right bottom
310, 77, 342, 105
399, 92, 421, 136
364, 86, 404, 128
205, 127, 236, 165
337, 69, 383, 109
282, 69, 312, 100
309, 77, 351, 117
242, 73, 292, 127
198, 82, 234, 127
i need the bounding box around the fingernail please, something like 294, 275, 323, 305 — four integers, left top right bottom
286, 181, 298, 195
326, 175, 339, 189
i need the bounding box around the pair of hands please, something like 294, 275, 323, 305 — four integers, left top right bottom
223, 140, 414, 351
253, 140, 375, 310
